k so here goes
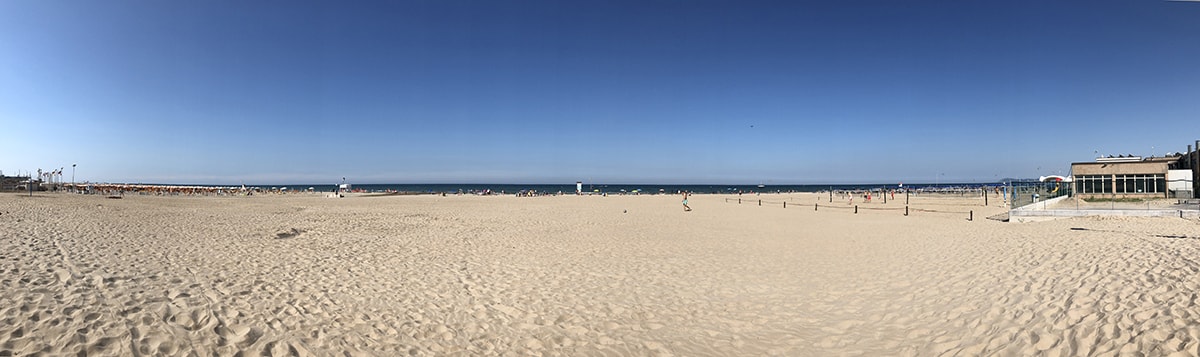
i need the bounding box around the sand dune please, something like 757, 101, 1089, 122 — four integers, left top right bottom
2, 192, 1199, 356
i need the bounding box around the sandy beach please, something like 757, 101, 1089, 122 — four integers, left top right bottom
3, 192, 1200, 356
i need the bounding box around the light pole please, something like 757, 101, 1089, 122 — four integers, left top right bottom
72, 163, 76, 193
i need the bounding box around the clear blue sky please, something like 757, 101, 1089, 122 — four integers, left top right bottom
2, 1, 1198, 185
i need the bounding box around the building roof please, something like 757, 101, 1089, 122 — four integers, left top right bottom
1072, 155, 1181, 166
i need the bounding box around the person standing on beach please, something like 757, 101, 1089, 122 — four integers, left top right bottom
682, 191, 692, 211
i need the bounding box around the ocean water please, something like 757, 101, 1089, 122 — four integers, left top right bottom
232, 183, 1002, 194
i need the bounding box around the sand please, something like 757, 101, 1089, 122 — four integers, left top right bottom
2, 191, 1199, 356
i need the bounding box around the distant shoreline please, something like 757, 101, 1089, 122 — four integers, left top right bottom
29, 182, 1012, 196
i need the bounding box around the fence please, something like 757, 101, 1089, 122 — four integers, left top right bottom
1009, 180, 1071, 209
722, 194, 986, 221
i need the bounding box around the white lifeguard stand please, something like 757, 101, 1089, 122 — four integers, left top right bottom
332, 177, 350, 198
576, 181, 583, 195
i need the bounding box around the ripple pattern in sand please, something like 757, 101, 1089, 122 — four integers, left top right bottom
2, 194, 1199, 356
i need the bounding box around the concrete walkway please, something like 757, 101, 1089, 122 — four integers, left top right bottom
1009, 196, 1200, 222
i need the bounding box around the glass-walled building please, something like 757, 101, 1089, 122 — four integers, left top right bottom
1071, 156, 1175, 198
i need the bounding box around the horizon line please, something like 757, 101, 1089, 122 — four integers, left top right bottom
58, 180, 1021, 187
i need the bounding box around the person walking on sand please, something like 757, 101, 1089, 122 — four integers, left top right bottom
682, 191, 692, 211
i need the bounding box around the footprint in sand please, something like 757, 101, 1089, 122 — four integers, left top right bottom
217, 323, 263, 348
274, 228, 306, 239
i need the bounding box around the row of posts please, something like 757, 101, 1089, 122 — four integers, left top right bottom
830, 189, 910, 204
734, 198, 974, 221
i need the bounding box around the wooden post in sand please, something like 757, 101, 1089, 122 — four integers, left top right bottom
854, 205, 858, 214
758, 199, 761, 206
815, 203, 818, 211
905, 206, 909, 216
783, 201, 786, 208
738, 198, 742, 204
984, 188, 988, 206
969, 210, 973, 221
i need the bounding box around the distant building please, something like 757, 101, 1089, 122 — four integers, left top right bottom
1071, 149, 1198, 199
1, 175, 31, 191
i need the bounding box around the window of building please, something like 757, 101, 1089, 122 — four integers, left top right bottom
1110, 174, 1165, 194
1074, 175, 1113, 194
